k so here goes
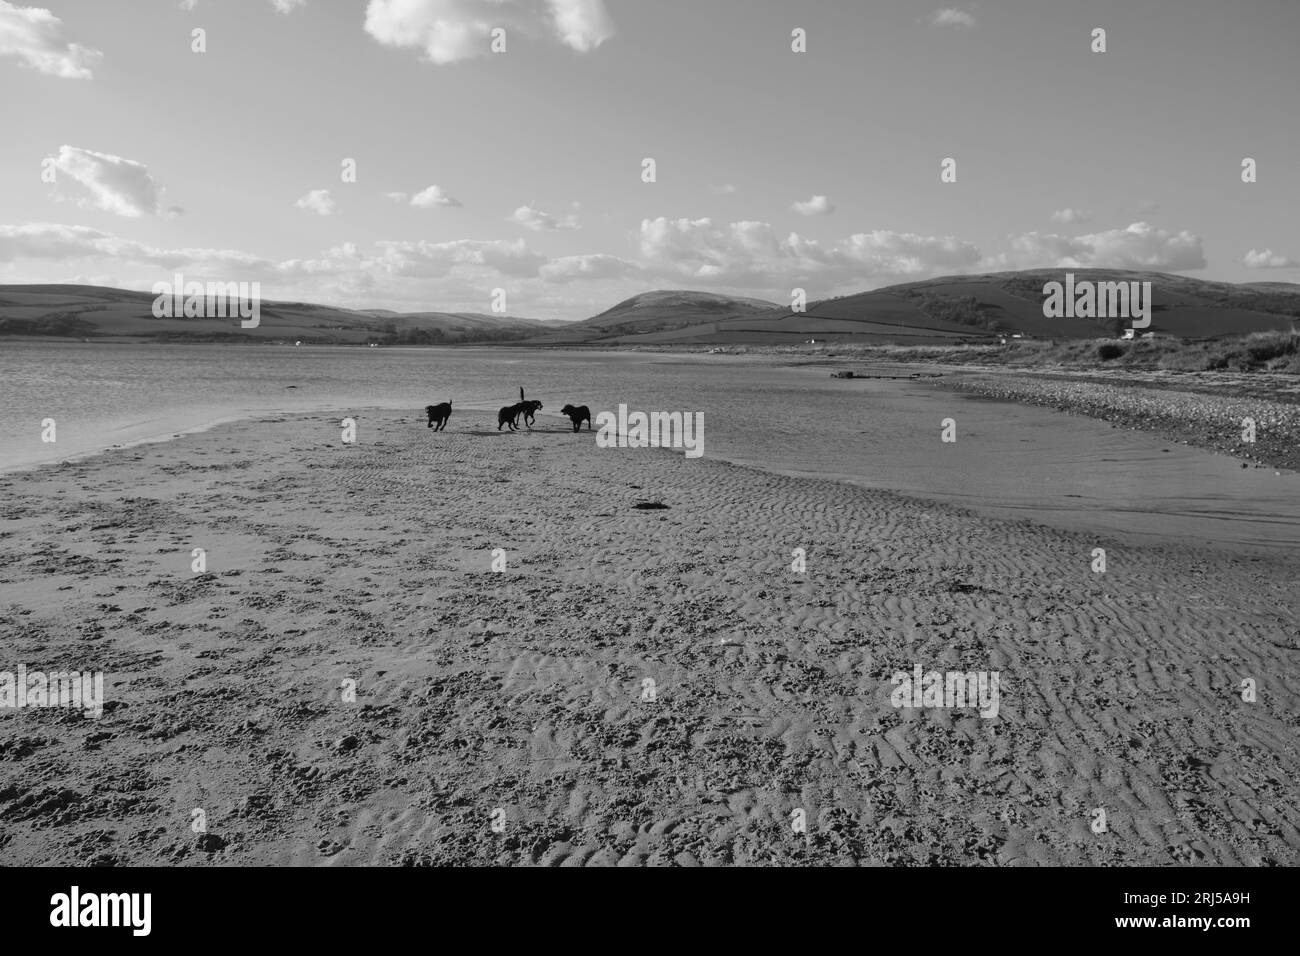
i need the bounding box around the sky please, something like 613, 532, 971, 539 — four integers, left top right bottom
0, 0, 1296, 320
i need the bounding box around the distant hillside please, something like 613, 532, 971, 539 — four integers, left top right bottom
0, 285, 555, 344
523, 290, 781, 344
520, 271, 1300, 346
882, 270, 1300, 340
7, 272, 1298, 347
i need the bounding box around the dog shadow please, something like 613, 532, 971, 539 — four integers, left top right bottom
452, 427, 572, 436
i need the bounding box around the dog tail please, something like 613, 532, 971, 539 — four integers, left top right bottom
520, 386, 525, 402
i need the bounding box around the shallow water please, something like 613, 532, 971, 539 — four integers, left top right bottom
2, 342, 1296, 554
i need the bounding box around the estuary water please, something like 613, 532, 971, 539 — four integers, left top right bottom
2, 342, 1296, 554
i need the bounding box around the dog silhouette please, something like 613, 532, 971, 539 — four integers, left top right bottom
498, 402, 528, 430
425, 401, 452, 430
560, 404, 591, 432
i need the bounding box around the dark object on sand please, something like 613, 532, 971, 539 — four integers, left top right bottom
561, 404, 592, 431
426, 401, 452, 430
831, 371, 943, 381
498, 402, 528, 430
515, 387, 542, 428
633, 502, 669, 510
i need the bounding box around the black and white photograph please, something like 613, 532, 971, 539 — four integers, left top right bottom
0, 0, 1294, 931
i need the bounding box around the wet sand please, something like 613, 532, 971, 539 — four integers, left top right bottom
1, 409, 1297, 865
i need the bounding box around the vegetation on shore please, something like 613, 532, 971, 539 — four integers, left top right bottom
688, 329, 1300, 375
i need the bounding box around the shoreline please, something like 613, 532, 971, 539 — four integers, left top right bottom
9, 400, 1298, 559
0, 412, 252, 477
7, 339, 1298, 476
935, 371, 1300, 472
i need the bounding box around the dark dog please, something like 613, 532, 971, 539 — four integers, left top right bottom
516, 400, 543, 428
425, 401, 452, 430
507, 387, 542, 430
498, 402, 528, 430
560, 404, 591, 432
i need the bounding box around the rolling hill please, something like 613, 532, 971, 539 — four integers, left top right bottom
521, 290, 782, 344
0, 285, 559, 344
5, 271, 1299, 346
520, 270, 1300, 346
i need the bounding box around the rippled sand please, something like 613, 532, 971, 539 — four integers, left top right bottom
0, 410, 1297, 865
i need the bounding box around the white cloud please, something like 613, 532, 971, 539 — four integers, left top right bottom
48, 146, 166, 218
792, 194, 834, 217
540, 253, 636, 283
363, 0, 614, 65
931, 8, 975, 28
180, 0, 305, 10
0, 223, 633, 318
410, 184, 462, 208
545, 0, 613, 52
0, 223, 553, 285
0, 1, 102, 78
1243, 248, 1298, 269
367, 237, 545, 278
1051, 208, 1092, 224
1, 215, 1219, 320
1004, 222, 1206, 271
638, 217, 982, 287
511, 204, 579, 231
295, 189, 336, 216
0, 223, 274, 271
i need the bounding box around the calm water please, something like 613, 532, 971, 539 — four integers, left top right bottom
2, 342, 1297, 554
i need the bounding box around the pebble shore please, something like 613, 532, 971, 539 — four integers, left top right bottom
943, 372, 1300, 472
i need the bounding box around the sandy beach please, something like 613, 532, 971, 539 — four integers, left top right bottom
1, 407, 1296, 866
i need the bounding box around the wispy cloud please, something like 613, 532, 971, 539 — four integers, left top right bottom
0, 0, 102, 78
546, 0, 613, 52
48, 146, 167, 218
180, 0, 308, 11
1000, 222, 1206, 271
638, 217, 980, 286
930, 8, 975, 29
295, 189, 336, 216
540, 253, 637, 282
1243, 248, 1298, 269
410, 185, 461, 208
511, 204, 580, 231
792, 195, 834, 217
364, 0, 614, 65
1051, 208, 1092, 225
